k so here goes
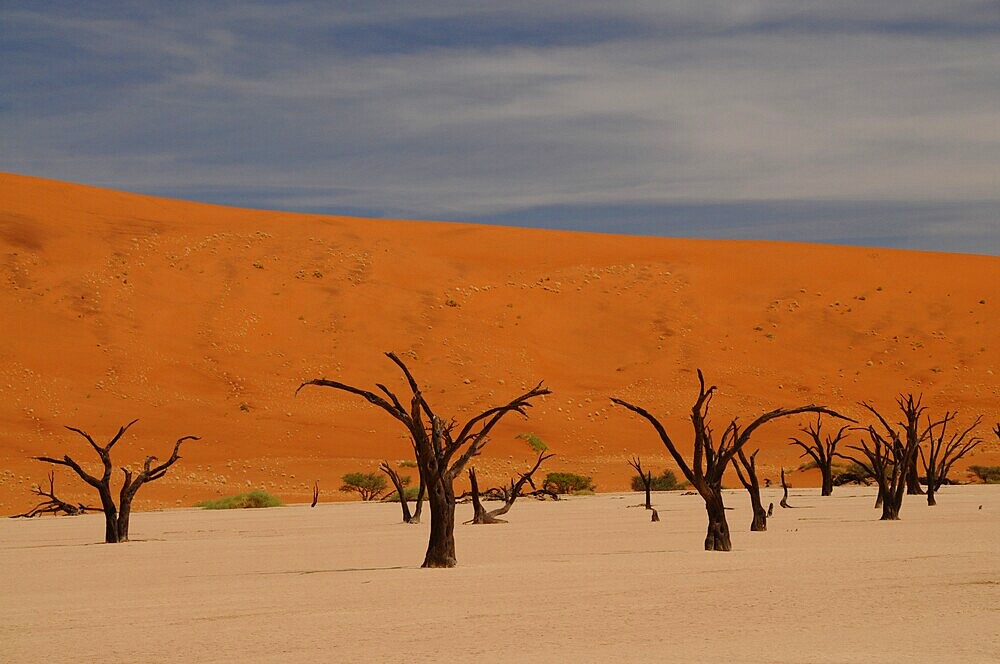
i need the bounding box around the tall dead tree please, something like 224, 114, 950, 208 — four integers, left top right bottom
10, 471, 99, 519
612, 370, 849, 551
732, 448, 767, 531
919, 413, 982, 506
298, 352, 549, 568
627, 456, 653, 510
789, 415, 849, 496
467, 451, 553, 524
838, 397, 928, 520
33, 420, 197, 543
379, 460, 424, 524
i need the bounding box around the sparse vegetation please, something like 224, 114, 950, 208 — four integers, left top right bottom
543, 472, 595, 494
630, 469, 683, 492
968, 465, 1000, 484
516, 432, 549, 453
196, 489, 282, 509
340, 472, 388, 501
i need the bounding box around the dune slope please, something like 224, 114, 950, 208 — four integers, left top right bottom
1, 173, 997, 511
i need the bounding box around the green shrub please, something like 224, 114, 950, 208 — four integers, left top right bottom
196, 489, 283, 509
516, 432, 549, 453
340, 472, 387, 500
543, 471, 595, 494
631, 469, 683, 492
968, 465, 1000, 484
397, 459, 418, 468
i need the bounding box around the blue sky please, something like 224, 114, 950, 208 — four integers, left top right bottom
2, 1, 998, 254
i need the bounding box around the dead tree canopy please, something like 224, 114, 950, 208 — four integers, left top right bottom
298, 352, 549, 568
33, 420, 197, 543
838, 396, 928, 520
789, 415, 849, 496
466, 452, 553, 524
627, 456, 653, 510
612, 370, 851, 551
919, 412, 982, 506
10, 471, 99, 519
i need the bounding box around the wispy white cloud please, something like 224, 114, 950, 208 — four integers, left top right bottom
1, 1, 998, 253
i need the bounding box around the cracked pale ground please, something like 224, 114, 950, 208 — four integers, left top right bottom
2, 486, 998, 663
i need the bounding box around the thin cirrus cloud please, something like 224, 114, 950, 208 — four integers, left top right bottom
1, 1, 998, 255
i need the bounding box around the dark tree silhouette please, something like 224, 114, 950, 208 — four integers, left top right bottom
611, 370, 849, 551
779, 468, 793, 508
298, 352, 549, 567
10, 471, 99, 519
627, 456, 653, 510
733, 448, 767, 531
838, 396, 928, 520
466, 451, 553, 524
379, 460, 424, 524
919, 413, 982, 506
33, 420, 197, 542
311, 480, 319, 508
789, 415, 849, 496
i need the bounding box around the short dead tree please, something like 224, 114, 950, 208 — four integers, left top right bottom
10, 471, 99, 519
838, 397, 928, 520
732, 448, 767, 531
779, 468, 794, 509
612, 370, 849, 551
311, 480, 319, 508
789, 415, 849, 496
379, 460, 424, 524
466, 451, 553, 524
627, 456, 653, 510
919, 412, 982, 506
298, 352, 549, 568
33, 420, 197, 543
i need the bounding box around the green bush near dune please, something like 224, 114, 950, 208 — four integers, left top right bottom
968, 465, 1000, 484
196, 489, 283, 509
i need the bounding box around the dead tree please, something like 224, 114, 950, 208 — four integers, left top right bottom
627, 456, 653, 509
466, 452, 553, 524
379, 460, 425, 524
612, 370, 849, 551
779, 468, 793, 508
298, 352, 549, 567
10, 471, 100, 519
311, 480, 319, 507
789, 415, 849, 496
733, 448, 767, 531
33, 420, 197, 543
919, 413, 982, 506
838, 397, 928, 520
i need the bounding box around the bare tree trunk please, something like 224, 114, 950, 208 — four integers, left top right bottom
905, 461, 923, 495
875, 485, 883, 508
423, 478, 456, 568
749, 490, 767, 531
779, 468, 793, 509
926, 483, 937, 507
643, 471, 652, 510
704, 489, 731, 551
820, 466, 833, 497
311, 481, 319, 508
880, 499, 900, 520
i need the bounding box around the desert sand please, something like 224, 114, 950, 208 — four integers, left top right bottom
1, 487, 998, 663
0, 172, 998, 514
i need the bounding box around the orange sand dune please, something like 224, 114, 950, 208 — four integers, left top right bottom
1, 172, 997, 512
